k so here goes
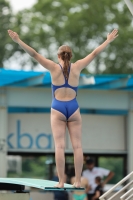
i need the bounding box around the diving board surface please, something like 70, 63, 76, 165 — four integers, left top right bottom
0, 178, 84, 191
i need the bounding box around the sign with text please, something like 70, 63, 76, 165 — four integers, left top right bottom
8, 113, 125, 153
8, 114, 54, 152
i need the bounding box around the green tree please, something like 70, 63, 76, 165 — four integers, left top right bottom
0, 0, 13, 68
6, 0, 133, 73
8, 156, 50, 179
99, 157, 124, 184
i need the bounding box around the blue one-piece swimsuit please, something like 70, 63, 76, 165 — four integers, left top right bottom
51, 64, 79, 120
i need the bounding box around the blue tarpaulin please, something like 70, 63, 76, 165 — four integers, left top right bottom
0, 69, 133, 90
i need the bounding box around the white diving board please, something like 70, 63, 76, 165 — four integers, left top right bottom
0, 178, 85, 191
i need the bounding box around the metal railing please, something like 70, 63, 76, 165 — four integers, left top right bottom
99, 171, 133, 200
124, 0, 133, 16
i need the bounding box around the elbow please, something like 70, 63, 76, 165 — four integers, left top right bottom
109, 171, 115, 179
111, 171, 115, 178
92, 50, 97, 58
32, 51, 37, 58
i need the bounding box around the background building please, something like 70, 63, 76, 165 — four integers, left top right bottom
0, 69, 133, 182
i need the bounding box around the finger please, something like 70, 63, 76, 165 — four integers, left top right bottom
113, 29, 118, 35
8, 30, 16, 37
9, 32, 14, 37
111, 29, 118, 35
113, 29, 118, 33
10, 31, 16, 36
115, 34, 119, 38
8, 31, 14, 37
110, 30, 115, 34
9, 33, 15, 38
113, 31, 118, 37
111, 35, 119, 40
113, 29, 118, 32
8, 30, 13, 34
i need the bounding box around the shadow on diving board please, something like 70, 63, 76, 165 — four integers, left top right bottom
0, 183, 25, 191
0, 178, 85, 191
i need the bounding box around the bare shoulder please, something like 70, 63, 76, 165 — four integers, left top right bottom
50, 63, 62, 76
70, 62, 81, 75
73, 52, 95, 71
71, 62, 79, 69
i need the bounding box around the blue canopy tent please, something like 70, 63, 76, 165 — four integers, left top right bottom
0, 69, 133, 90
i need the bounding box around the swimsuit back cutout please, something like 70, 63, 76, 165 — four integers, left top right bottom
52, 63, 78, 97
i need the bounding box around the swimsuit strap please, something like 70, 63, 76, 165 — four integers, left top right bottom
59, 63, 63, 69
58, 63, 71, 80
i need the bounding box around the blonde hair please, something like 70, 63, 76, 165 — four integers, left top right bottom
57, 45, 72, 79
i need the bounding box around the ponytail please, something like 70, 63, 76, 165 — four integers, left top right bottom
60, 51, 72, 79
57, 45, 72, 79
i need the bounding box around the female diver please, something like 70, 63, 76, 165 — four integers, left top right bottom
8, 29, 118, 188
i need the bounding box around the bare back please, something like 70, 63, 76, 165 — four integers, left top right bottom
51, 63, 80, 101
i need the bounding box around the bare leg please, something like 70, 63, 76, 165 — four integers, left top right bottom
51, 108, 67, 187
84, 196, 88, 200
67, 108, 83, 187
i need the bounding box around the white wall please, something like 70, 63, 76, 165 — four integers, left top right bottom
68, 114, 125, 152
8, 114, 125, 154
7, 87, 129, 110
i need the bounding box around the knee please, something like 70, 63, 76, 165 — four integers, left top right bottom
55, 144, 65, 150
73, 144, 82, 150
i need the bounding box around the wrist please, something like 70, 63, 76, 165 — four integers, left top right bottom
106, 39, 111, 44
103, 180, 107, 185
17, 38, 21, 44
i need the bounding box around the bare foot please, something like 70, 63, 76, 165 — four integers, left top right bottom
54, 182, 64, 188
73, 182, 81, 188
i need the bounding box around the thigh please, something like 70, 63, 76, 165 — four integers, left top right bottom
51, 108, 67, 148
67, 108, 82, 148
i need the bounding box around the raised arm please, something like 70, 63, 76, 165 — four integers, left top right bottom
75, 29, 118, 71
7, 30, 55, 71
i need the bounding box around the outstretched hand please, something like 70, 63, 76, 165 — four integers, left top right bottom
107, 29, 118, 43
8, 30, 20, 43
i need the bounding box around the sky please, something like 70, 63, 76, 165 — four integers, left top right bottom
5, 0, 47, 71
6, 0, 96, 73
9, 0, 37, 13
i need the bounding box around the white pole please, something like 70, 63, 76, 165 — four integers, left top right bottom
108, 180, 133, 200
120, 187, 133, 199
125, 193, 133, 200
127, 94, 133, 173
99, 171, 133, 199
0, 88, 8, 177
124, 0, 133, 15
